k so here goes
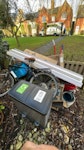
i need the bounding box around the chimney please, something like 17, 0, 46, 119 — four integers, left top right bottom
51, 0, 54, 9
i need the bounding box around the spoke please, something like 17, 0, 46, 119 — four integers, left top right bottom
30, 72, 58, 98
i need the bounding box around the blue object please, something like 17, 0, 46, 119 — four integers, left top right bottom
11, 62, 30, 78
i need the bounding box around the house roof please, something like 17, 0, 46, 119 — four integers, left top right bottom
58, 0, 72, 13
77, 5, 84, 18
39, 1, 72, 15
27, 0, 72, 21
48, 7, 59, 15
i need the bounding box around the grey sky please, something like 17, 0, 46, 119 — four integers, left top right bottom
17, 0, 81, 17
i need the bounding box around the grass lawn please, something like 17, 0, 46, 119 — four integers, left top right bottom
4, 35, 84, 62
45, 35, 84, 62
4, 36, 58, 50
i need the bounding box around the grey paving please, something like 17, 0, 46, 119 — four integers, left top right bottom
34, 36, 65, 55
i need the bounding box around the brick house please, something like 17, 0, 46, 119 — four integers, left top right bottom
74, 5, 84, 35
14, 0, 84, 36
35, 0, 73, 34
56, 0, 73, 31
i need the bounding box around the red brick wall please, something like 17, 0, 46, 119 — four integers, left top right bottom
75, 18, 84, 34
35, 1, 73, 31
35, 8, 51, 30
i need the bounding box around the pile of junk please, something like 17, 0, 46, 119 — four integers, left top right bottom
7, 48, 84, 128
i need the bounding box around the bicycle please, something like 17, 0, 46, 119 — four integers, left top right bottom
0, 55, 58, 98
0, 56, 34, 97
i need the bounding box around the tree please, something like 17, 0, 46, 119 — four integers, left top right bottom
0, 0, 20, 46
80, 0, 84, 5
0, 0, 39, 46
0, 29, 9, 69
0, 0, 29, 47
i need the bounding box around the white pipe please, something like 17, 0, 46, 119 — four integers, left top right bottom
8, 49, 83, 79
13, 49, 83, 80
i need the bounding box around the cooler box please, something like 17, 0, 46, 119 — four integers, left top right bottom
8, 80, 54, 127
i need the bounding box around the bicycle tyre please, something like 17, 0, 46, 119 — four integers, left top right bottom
30, 72, 58, 98
0, 70, 14, 97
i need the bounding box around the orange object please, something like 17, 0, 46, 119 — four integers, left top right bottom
54, 45, 56, 55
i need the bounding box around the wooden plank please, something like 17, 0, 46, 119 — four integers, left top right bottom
64, 61, 84, 76
74, 64, 79, 72
70, 64, 74, 70
52, 102, 63, 110
52, 84, 64, 102
51, 84, 64, 109
78, 65, 84, 74
24, 49, 58, 65
49, 55, 59, 65
64, 62, 70, 69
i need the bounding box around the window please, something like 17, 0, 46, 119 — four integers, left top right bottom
52, 16, 55, 22
61, 12, 67, 20
42, 16, 46, 23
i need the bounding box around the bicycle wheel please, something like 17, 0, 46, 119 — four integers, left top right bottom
30, 72, 58, 98
0, 70, 14, 97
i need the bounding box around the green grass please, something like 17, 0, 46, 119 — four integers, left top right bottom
4, 35, 84, 62
44, 35, 84, 62
4, 36, 58, 50
58, 36, 84, 62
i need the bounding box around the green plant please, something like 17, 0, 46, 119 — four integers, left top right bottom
43, 22, 47, 35
80, 30, 84, 35
28, 24, 32, 36
0, 103, 5, 125
0, 104, 5, 112
0, 30, 9, 69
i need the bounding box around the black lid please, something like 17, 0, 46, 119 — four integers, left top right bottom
8, 80, 54, 115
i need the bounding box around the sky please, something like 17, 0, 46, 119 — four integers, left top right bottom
17, 0, 81, 17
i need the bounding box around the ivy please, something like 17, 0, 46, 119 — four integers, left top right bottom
0, 30, 9, 69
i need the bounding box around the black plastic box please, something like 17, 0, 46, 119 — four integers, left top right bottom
8, 80, 54, 127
